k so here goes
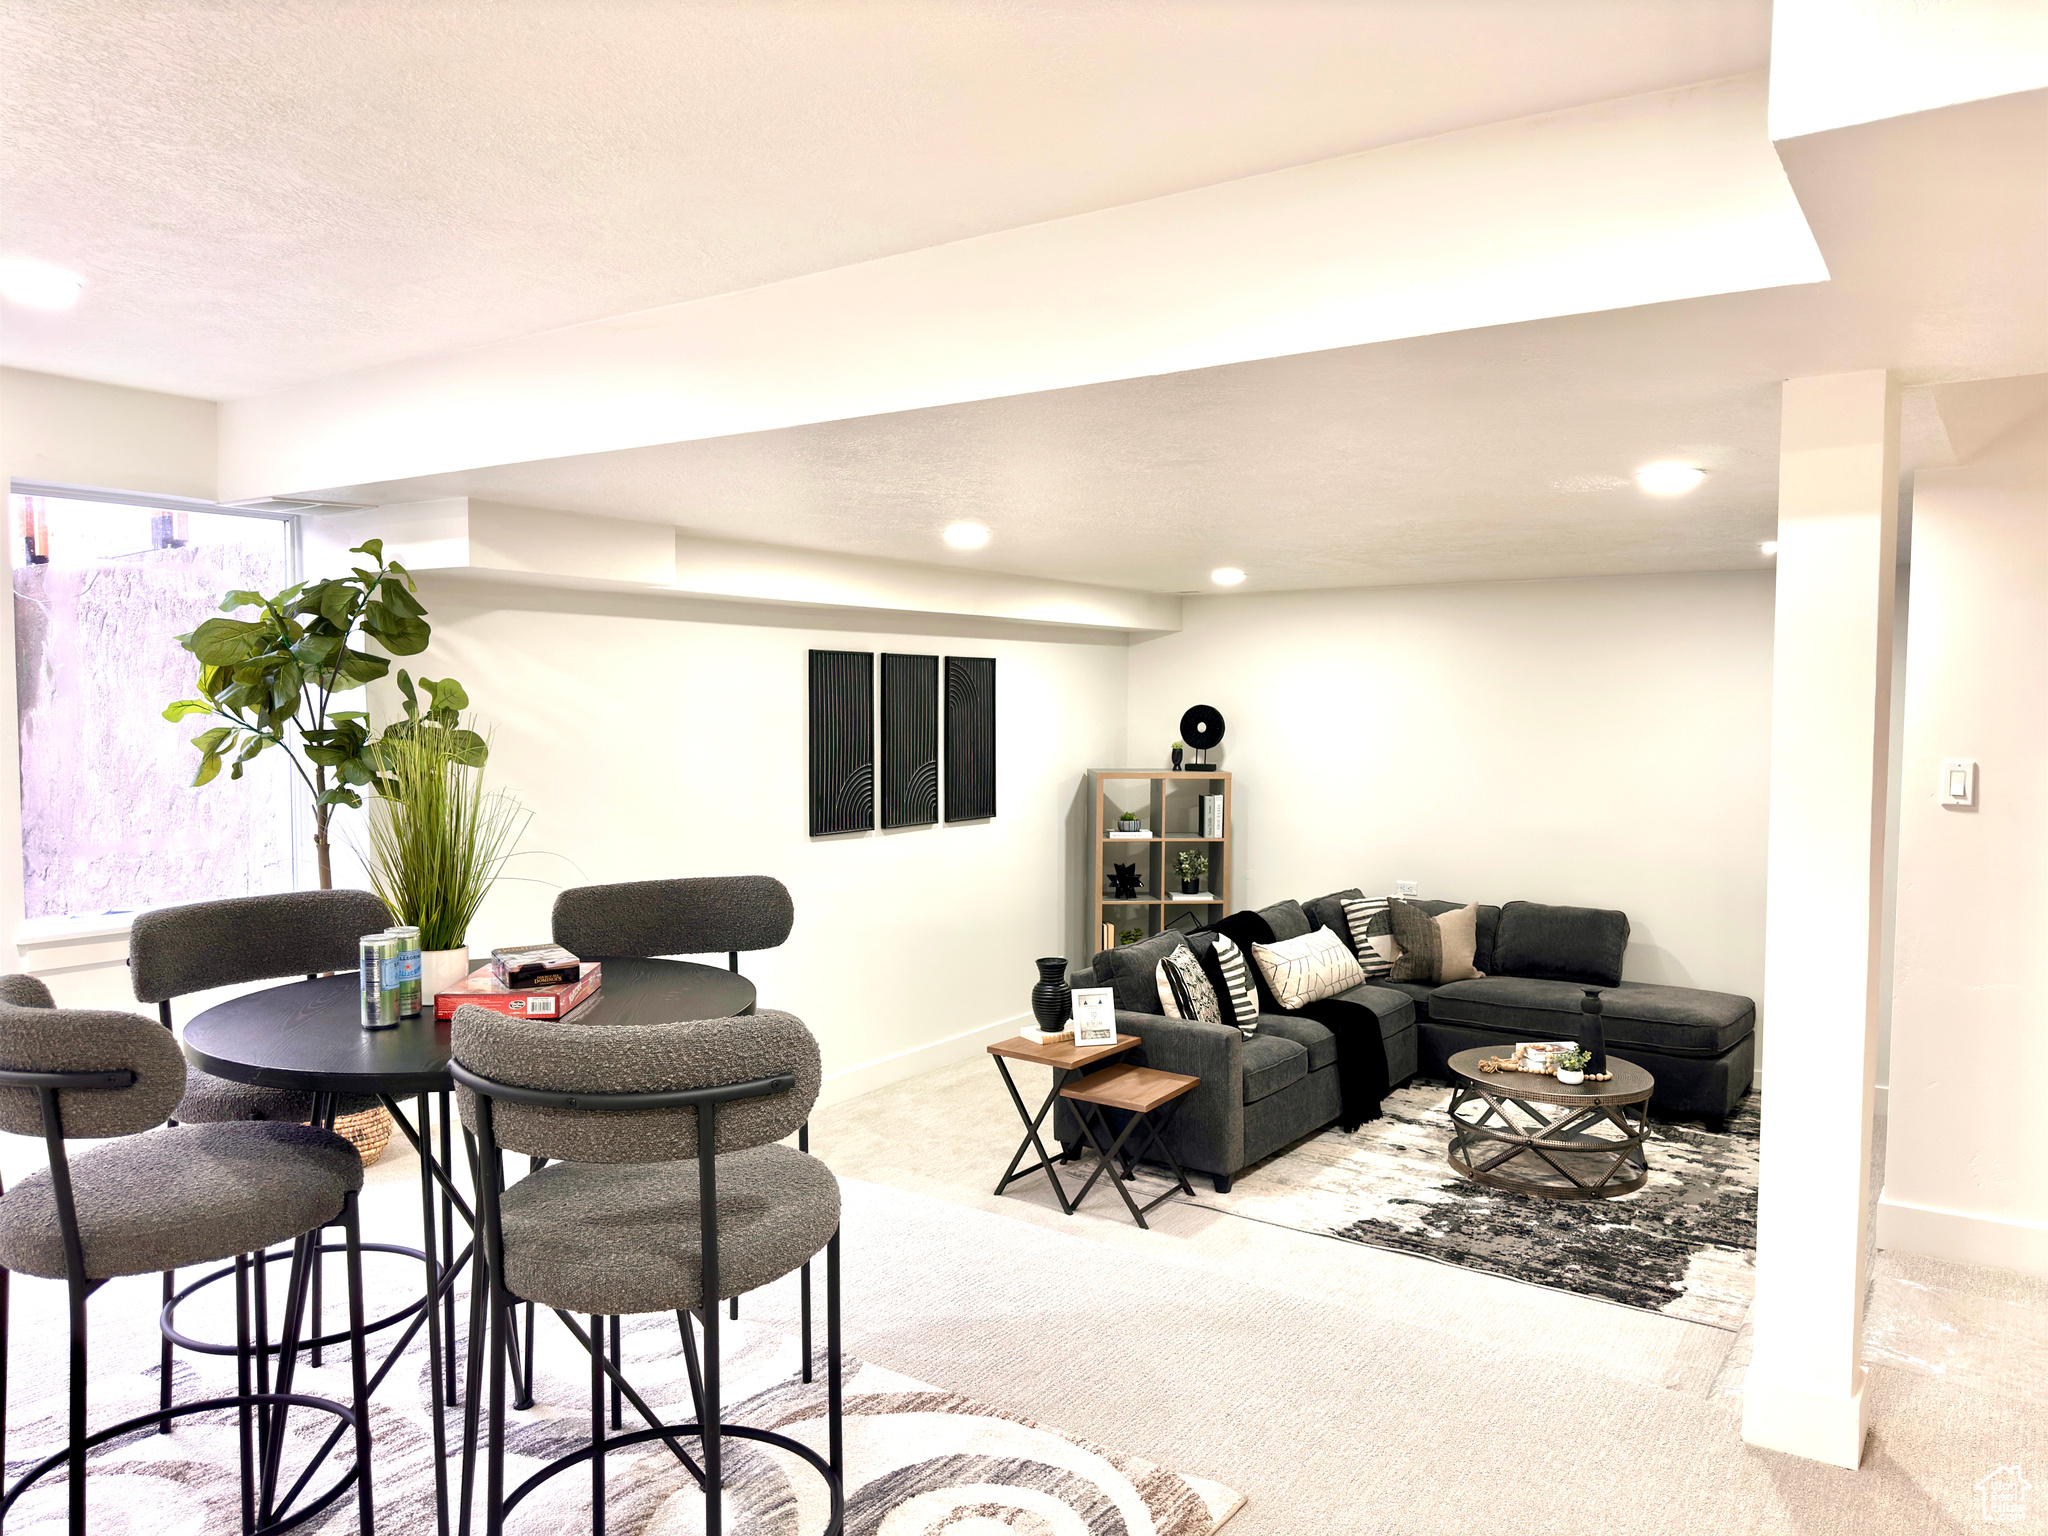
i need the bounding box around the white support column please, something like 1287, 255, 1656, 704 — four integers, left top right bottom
1742, 370, 1898, 1468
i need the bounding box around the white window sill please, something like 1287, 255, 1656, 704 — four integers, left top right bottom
15, 912, 142, 949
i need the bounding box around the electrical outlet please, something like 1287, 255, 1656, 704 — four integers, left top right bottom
1396, 880, 1419, 897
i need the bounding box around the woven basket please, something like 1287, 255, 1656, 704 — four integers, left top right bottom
333, 1105, 395, 1167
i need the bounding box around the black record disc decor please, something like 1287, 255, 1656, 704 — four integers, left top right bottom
1179, 704, 1225, 768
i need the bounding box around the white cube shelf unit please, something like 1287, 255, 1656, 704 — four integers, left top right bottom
1090, 769, 1233, 951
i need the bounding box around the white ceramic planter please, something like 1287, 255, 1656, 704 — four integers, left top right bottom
420, 946, 471, 1014
1556, 1068, 1585, 1085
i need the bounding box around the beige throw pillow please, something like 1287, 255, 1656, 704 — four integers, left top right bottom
1251, 928, 1366, 1011
1388, 900, 1484, 984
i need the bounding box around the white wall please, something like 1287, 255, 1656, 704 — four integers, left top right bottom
379, 577, 1128, 1104
1880, 403, 2048, 1276
1125, 571, 1775, 1044
0, 366, 217, 499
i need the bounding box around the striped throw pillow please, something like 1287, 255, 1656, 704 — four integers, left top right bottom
1207, 934, 1260, 1036
1342, 896, 1397, 979
1251, 928, 1366, 1010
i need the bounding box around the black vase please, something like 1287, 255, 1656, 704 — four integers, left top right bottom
1182, 878, 1201, 893
1032, 957, 1072, 1032
1172, 746, 1184, 770
1579, 988, 1608, 1074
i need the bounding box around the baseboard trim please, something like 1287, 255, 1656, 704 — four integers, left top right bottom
1876, 1191, 2048, 1278
818, 1014, 1028, 1111
1742, 1369, 1869, 1468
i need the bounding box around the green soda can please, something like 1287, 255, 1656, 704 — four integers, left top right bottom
360, 932, 401, 1031
385, 926, 423, 1017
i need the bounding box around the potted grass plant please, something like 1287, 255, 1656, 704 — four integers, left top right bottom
359, 682, 530, 1004
1555, 1046, 1592, 1086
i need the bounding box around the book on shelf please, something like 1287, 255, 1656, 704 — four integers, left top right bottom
1100, 921, 1116, 951
1200, 793, 1225, 838
1106, 829, 1151, 839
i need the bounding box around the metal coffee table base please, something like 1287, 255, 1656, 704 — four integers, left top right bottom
1447, 1081, 1650, 1200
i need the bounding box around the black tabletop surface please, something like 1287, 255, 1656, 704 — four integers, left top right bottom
181, 957, 759, 1096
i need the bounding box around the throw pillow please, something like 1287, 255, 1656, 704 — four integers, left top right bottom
1093, 931, 1187, 1013
1388, 899, 1484, 984
1200, 933, 1259, 1035
1155, 945, 1223, 1024
1251, 928, 1366, 1010
1491, 901, 1629, 988
1340, 895, 1396, 978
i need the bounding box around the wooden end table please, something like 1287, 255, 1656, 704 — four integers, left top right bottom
1445, 1046, 1655, 1200
988, 1033, 1141, 1214
1060, 1064, 1200, 1229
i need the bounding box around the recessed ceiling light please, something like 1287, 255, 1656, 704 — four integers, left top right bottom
1760, 541, 1779, 555
1210, 568, 1246, 586
1636, 462, 1706, 496
942, 523, 989, 550
0, 257, 84, 311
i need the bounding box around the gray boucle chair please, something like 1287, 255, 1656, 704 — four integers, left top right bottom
0, 976, 375, 1535
551, 875, 795, 972
127, 889, 394, 1423
451, 1003, 841, 1536
550, 874, 806, 1350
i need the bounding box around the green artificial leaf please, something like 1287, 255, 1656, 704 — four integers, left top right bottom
317, 580, 357, 631
333, 647, 391, 687
302, 743, 349, 767
162, 699, 212, 722
422, 676, 469, 713
335, 756, 377, 787
318, 786, 364, 810
267, 660, 303, 712
395, 670, 419, 714
351, 539, 385, 561
193, 752, 223, 787
186, 617, 270, 666
379, 578, 425, 619
233, 735, 270, 763
329, 710, 369, 723
218, 589, 269, 614
445, 728, 489, 766
190, 725, 234, 754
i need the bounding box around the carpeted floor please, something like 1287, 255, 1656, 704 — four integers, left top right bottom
1119, 1079, 1758, 1328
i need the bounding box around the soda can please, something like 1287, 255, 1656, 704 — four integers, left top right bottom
385, 926, 423, 1017
360, 932, 401, 1031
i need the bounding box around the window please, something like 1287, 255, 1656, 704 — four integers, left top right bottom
11, 490, 297, 920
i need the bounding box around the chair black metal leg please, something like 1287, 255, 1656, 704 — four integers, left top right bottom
418, 1095, 449, 1536
458, 1230, 489, 1536
827, 1229, 842, 1482
65, 1258, 87, 1535
259, 1230, 316, 1523
590, 1314, 607, 1536
799, 1260, 813, 1384
343, 1195, 377, 1534
158, 1268, 174, 1435
438, 1094, 458, 1407
608, 1314, 622, 1430
310, 1228, 325, 1370
235, 1255, 256, 1536
676, 1310, 707, 1427
1, 1257, 8, 1470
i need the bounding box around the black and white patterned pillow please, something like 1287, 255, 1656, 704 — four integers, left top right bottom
1155, 946, 1222, 1025
1251, 928, 1366, 1010
1208, 934, 1259, 1036
1342, 896, 1396, 979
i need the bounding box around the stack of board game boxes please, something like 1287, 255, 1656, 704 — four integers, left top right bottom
433, 944, 603, 1021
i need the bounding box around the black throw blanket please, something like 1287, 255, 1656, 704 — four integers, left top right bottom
1196, 911, 1391, 1132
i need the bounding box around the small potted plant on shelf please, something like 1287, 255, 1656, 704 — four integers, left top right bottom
1118, 927, 1145, 946
1171, 740, 1185, 770
1117, 811, 1142, 833
1175, 848, 1209, 894
1555, 1046, 1592, 1085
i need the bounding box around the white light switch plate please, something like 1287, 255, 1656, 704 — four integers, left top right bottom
1940, 759, 1977, 807
1396, 880, 1419, 897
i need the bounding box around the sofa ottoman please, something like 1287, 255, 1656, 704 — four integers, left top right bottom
1418, 976, 1755, 1124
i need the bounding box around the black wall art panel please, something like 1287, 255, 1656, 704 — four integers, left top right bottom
808, 649, 875, 836
944, 656, 996, 822
881, 653, 940, 829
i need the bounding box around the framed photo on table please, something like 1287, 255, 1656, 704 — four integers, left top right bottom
1071, 986, 1116, 1048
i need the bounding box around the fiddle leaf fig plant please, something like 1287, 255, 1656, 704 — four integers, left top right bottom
163, 539, 485, 889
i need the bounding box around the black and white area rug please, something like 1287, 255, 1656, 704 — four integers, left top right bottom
3, 1308, 1244, 1534
1132, 1081, 1759, 1329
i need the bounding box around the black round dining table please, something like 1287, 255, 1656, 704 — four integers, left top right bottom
175, 955, 758, 1528
182, 955, 757, 1094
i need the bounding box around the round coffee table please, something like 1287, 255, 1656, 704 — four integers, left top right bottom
1444, 1046, 1654, 1200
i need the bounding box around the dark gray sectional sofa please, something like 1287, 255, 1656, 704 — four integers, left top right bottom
1061, 891, 1755, 1192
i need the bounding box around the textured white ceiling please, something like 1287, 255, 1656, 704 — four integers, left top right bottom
317, 90, 2045, 593
2, 0, 1767, 398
